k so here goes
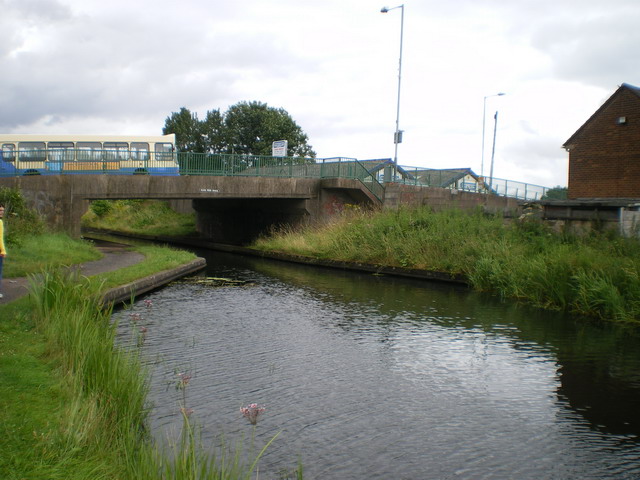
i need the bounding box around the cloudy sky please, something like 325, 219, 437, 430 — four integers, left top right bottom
1, 0, 638, 187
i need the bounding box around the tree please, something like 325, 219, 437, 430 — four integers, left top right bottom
201, 109, 224, 153
162, 107, 204, 152
163, 101, 316, 158
222, 101, 315, 157
542, 186, 568, 200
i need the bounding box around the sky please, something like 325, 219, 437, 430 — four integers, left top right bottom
1, 0, 639, 188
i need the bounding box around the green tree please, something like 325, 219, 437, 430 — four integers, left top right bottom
222, 101, 315, 157
542, 186, 568, 200
163, 101, 316, 158
163, 107, 205, 152
201, 109, 225, 153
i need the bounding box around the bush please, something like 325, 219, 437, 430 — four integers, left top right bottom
0, 187, 45, 247
90, 200, 113, 218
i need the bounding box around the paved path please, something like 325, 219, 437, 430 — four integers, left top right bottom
0, 240, 145, 304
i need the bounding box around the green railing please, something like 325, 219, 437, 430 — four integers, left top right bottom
393, 165, 551, 201
0, 150, 385, 202
177, 153, 385, 201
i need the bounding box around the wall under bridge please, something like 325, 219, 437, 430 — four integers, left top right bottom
0, 175, 379, 244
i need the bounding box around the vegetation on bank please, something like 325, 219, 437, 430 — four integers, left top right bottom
252, 206, 640, 323
82, 199, 196, 237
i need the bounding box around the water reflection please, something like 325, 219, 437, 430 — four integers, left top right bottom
114, 248, 640, 479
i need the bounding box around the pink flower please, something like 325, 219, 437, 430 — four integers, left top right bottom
176, 372, 191, 389
144, 299, 153, 308
240, 403, 266, 425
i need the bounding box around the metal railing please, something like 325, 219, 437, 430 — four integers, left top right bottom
390, 165, 551, 201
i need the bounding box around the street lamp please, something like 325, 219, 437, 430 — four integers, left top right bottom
381, 4, 404, 181
481, 92, 505, 178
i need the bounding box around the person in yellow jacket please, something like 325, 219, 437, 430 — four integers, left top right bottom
0, 204, 5, 299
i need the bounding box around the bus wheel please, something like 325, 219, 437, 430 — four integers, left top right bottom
24, 169, 41, 176
133, 168, 149, 175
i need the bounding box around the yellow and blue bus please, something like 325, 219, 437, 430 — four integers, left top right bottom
0, 134, 178, 176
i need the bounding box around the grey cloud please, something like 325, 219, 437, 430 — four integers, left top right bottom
0, 1, 315, 130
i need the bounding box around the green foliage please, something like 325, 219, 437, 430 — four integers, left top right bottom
253, 206, 640, 323
541, 185, 568, 200
90, 199, 113, 217
0, 186, 46, 247
163, 101, 316, 158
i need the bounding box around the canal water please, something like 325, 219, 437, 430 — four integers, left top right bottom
113, 249, 640, 479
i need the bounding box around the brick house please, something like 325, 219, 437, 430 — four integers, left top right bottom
564, 83, 640, 199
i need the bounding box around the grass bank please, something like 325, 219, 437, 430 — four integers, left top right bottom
4, 232, 101, 278
252, 206, 640, 323
82, 199, 196, 237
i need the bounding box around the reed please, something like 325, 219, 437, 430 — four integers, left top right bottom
253, 206, 640, 322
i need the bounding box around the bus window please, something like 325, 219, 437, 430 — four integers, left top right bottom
104, 142, 129, 161
131, 142, 149, 161
155, 142, 174, 161
48, 142, 75, 162
77, 142, 102, 162
1, 144, 16, 162
18, 142, 46, 162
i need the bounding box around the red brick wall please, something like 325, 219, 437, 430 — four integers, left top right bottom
568, 88, 640, 199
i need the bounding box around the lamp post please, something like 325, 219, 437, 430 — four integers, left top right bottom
481, 92, 505, 178
381, 4, 404, 181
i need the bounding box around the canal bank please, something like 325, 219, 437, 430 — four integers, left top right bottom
82, 229, 467, 285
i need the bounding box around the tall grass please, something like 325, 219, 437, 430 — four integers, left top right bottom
253, 206, 640, 323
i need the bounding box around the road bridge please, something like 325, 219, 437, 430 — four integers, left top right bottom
0, 153, 522, 244
0, 174, 381, 244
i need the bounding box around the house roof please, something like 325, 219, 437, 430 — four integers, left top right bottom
412, 167, 482, 187
563, 83, 640, 150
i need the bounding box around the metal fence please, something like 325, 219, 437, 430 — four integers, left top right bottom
391, 165, 551, 201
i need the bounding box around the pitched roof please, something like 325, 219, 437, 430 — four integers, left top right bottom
563, 83, 640, 149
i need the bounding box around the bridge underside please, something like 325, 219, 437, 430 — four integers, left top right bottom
193, 197, 311, 244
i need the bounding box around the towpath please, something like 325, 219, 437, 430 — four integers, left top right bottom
0, 240, 145, 304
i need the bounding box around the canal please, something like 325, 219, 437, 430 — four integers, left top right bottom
113, 248, 640, 479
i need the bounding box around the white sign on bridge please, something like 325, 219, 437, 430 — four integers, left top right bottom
272, 140, 288, 157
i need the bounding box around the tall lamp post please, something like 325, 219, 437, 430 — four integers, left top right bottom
481, 92, 505, 178
381, 4, 404, 181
